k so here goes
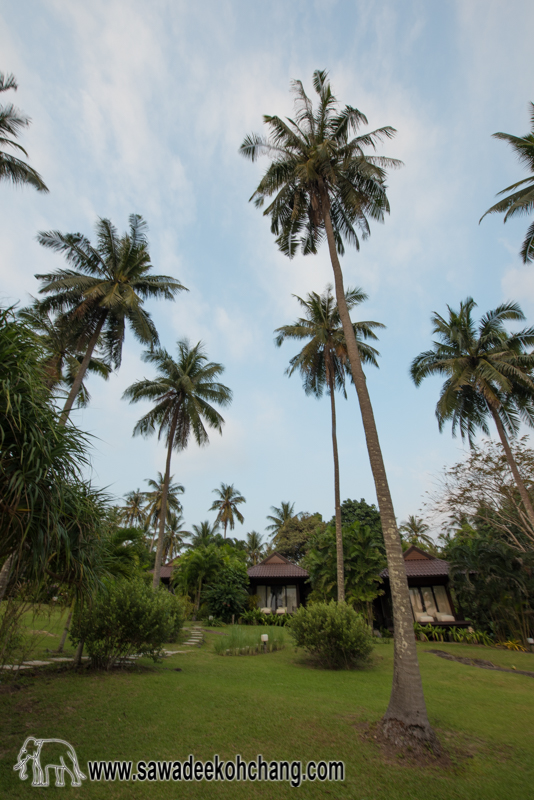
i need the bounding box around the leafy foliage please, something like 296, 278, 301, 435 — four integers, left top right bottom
70, 578, 184, 669
202, 562, 250, 622
210, 483, 246, 539
0, 72, 48, 192
303, 521, 385, 620
274, 513, 325, 562
289, 601, 374, 669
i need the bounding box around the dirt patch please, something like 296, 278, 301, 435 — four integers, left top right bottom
426, 649, 534, 677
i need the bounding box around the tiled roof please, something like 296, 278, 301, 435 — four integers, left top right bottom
381, 557, 449, 579
248, 563, 309, 579
150, 561, 176, 580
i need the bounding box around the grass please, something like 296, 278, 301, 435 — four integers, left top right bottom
1, 607, 533, 799
213, 624, 286, 655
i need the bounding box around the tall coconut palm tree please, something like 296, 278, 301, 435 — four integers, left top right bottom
410, 297, 534, 531
124, 340, 232, 588
0, 72, 48, 192
245, 531, 265, 566
35, 214, 186, 423
18, 303, 111, 406
480, 103, 534, 263
275, 285, 383, 601
240, 70, 434, 747
210, 484, 246, 539
265, 501, 298, 539
144, 473, 185, 550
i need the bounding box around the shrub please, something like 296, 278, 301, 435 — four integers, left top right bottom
289, 601, 373, 669
70, 578, 184, 669
202, 563, 249, 622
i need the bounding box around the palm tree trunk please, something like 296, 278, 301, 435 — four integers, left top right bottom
490, 407, 534, 529
60, 310, 107, 424
223, 520, 227, 540
0, 554, 14, 602
323, 208, 438, 749
56, 598, 75, 653
152, 411, 179, 589
327, 368, 345, 602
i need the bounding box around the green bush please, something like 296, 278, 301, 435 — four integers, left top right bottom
70, 578, 184, 669
202, 563, 249, 622
289, 601, 374, 669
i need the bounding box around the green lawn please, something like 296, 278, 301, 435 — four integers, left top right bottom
1, 608, 533, 799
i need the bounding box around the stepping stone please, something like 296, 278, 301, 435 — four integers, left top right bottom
22, 660, 52, 666
48, 657, 72, 662
1, 664, 32, 670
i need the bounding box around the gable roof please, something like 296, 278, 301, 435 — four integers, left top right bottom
381, 545, 450, 579
149, 559, 178, 580
247, 551, 309, 579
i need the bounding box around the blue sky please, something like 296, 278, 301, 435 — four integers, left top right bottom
2, 0, 534, 541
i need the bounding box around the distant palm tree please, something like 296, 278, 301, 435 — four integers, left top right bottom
36, 214, 186, 422
189, 520, 220, 549
398, 516, 436, 552
275, 285, 383, 601
410, 297, 534, 529
124, 340, 232, 587
266, 501, 297, 539
120, 489, 148, 528
0, 72, 48, 192
210, 483, 246, 539
144, 472, 185, 550
19, 303, 111, 406
245, 531, 265, 566
163, 512, 189, 561
480, 103, 534, 263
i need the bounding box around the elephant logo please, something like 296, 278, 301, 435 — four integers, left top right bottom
14, 736, 86, 787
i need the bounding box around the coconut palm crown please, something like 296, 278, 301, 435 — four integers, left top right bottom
0, 72, 48, 192
240, 69, 401, 258
210, 483, 246, 539
480, 103, 534, 263
36, 214, 187, 421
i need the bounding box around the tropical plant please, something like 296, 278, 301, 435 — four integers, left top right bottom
266, 501, 298, 538
124, 340, 232, 588
240, 70, 434, 746
189, 520, 220, 549
289, 600, 374, 669
480, 103, 534, 263
18, 303, 111, 405
172, 544, 224, 611
36, 214, 186, 422
119, 489, 148, 528
144, 473, 185, 551
303, 520, 386, 624
410, 297, 534, 532
163, 512, 189, 561
399, 516, 437, 553
245, 530, 265, 566
275, 285, 383, 601
202, 562, 249, 622
0, 72, 48, 192
210, 483, 246, 539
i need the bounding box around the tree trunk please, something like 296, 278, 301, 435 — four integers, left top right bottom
73, 639, 84, 667
60, 310, 107, 424
152, 411, 179, 589
0, 554, 15, 602
56, 599, 75, 653
223, 519, 227, 540
327, 366, 345, 602
490, 407, 534, 529
323, 208, 438, 749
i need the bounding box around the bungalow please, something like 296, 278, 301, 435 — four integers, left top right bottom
149, 560, 177, 587
374, 545, 467, 629
247, 552, 310, 613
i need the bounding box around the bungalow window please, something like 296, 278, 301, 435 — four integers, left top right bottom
254, 585, 298, 612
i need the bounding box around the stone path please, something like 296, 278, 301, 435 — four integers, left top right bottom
182, 625, 204, 647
